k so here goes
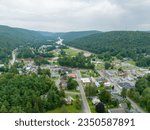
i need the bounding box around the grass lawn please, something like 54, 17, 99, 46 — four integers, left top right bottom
65, 89, 80, 93
128, 60, 136, 65
88, 99, 96, 113
48, 104, 82, 113
63, 48, 79, 56
95, 64, 104, 70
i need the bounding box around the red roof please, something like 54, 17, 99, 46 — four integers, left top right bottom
68, 73, 76, 78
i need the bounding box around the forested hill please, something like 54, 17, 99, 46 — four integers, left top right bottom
39, 30, 99, 41
0, 25, 47, 62
0, 25, 46, 49
65, 31, 150, 59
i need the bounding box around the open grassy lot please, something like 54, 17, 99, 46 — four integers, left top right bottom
63, 48, 80, 56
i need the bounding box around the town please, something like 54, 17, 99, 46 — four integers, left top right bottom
1, 37, 149, 113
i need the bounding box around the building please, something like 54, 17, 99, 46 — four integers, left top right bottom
0, 64, 4, 68
92, 97, 100, 105
104, 82, 112, 87
118, 82, 134, 89
95, 81, 100, 87
90, 77, 96, 83
81, 78, 91, 84
50, 67, 60, 78
68, 73, 76, 78
96, 78, 107, 83
65, 96, 74, 105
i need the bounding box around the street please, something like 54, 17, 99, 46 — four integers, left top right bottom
76, 70, 91, 113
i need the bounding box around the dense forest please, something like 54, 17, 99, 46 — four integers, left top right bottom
128, 74, 150, 112
0, 73, 64, 113
66, 31, 150, 67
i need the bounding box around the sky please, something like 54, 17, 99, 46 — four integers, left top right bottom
0, 0, 150, 32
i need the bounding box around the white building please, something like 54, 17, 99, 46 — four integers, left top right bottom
81, 78, 91, 84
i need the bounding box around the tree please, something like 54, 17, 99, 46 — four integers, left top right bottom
75, 95, 82, 110
0, 73, 63, 113
99, 89, 111, 104
85, 85, 97, 97
135, 78, 148, 94
95, 102, 105, 113
126, 100, 131, 110
67, 78, 78, 90
121, 88, 127, 98
0, 105, 7, 113
104, 62, 111, 70
25, 102, 32, 113
147, 100, 150, 112
111, 98, 119, 107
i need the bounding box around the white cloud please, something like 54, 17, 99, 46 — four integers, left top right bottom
0, 0, 149, 31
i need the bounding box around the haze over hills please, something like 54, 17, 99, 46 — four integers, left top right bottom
39, 30, 100, 41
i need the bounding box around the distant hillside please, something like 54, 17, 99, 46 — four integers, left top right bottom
39, 30, 99, 41
0, 25, 46, 49
66, 31, 150, 59
0, 25, 46, 61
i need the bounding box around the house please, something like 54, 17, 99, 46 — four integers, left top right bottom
0, 64, 4, 68
68, 73, 76, 78
50, 68, 60, 78
118, 82, 134, 89
65, 96, 74, 105
81, 78, 91, 84
108, 108, 126, 113
92, 97, 100, 105
96, 78, 107, 83
104, 82, 112, 87
95, 81, 100, 87
90, 77, 96, 83
119, 103, 128, 110
59, 80, 67, 89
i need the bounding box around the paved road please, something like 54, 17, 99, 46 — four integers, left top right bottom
127, 97, 145, 113
10, 48, 17, 66
76, 70, 91, 113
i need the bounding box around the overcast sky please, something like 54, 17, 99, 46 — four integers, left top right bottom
0, 0, 150, 32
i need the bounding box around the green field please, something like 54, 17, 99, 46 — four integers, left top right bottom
63, 48, 80, 56
88, 99, 96, 113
